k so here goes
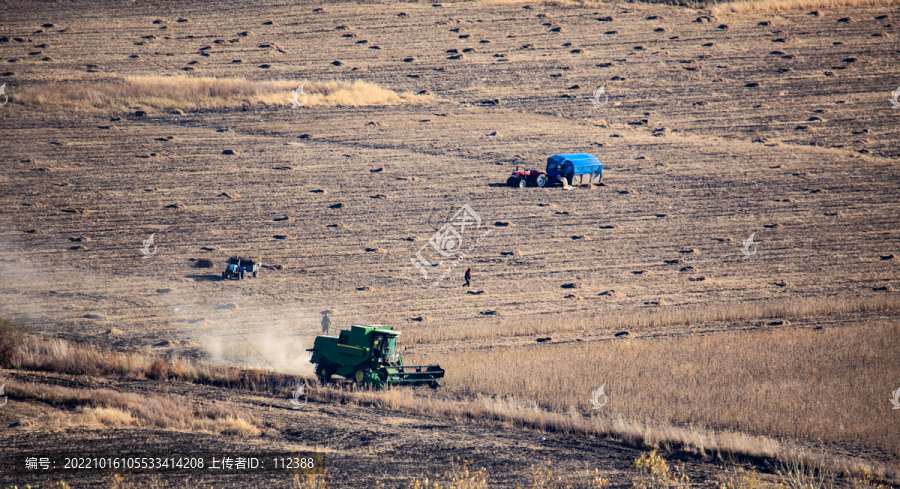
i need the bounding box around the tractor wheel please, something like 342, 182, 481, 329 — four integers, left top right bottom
351, 365, 384, 388
315, 364, 333, 385
517, 178, 527, 189
536, 174, 548, 187
506, 177, 516, 187
240, 270, 246, 280
351, 365, 370, 387
253, 269, 259, 278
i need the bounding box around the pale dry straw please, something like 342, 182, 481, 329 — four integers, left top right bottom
713, 0, 900, 14
13, 76, 431, 113
7, 381, 262, 437
401, 296, 900, 345
419, 320, 900, 456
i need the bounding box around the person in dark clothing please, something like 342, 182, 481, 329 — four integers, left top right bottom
464, 267, 471, 287
321, 312, 332, 335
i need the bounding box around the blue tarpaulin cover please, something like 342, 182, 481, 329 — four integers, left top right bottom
547, 154, 603, 183
548, 154, 603, 174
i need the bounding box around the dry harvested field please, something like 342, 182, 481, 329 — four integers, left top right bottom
1, 0, 899, 487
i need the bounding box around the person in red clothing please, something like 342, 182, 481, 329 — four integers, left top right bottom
464, 267, 471, 287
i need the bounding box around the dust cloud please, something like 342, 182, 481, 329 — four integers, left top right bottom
199, 330, 316, 376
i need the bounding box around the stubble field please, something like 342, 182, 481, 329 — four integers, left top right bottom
1, 0, 899, 486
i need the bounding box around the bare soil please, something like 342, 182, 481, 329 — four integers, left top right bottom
1, 369, 720, 488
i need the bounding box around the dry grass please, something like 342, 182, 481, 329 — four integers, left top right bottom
402, 457, 490, 489
42, 454, 890, 489
6, 380, 262, 437
402, 295, 900, 345
389, 456, 611, 488
478, 0, 608, 6
716, 465, 774, 489
7, 330, 899, 481
12, 76, 431, 114
777, 447, 837, 489
324, 384, 784, 458
482, 0, 900, 11
9, 335, 298, 392
477, 0, 900, 15
0, 317, 25, 367
632, 448, 690, 489
420, 320, 900, 457
712, 0, 900, 14
314, 384, 898, 483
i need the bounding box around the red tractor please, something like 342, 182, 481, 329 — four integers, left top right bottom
507, 168, 549, 188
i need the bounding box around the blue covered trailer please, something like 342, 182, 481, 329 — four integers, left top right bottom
546, 153, 603, 185
507, 153, 604, 188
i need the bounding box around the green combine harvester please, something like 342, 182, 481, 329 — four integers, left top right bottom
307, 324, 444, 388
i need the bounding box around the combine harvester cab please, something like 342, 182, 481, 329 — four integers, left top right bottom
307, 325, 444, 388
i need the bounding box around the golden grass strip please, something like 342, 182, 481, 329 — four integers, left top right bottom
307, 384, 899, 482
9, 336, 299, 393
417, 320, 900, 456
477, 0, 608, 6
479, 0, 900, 14
12, 76, 431, 113
6, 380, 262, 436
712, 0, 900, 14
402, 295, 900, 344
6, 333, 898, 480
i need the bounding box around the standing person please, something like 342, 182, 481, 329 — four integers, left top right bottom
321, 311, 332, 336
464, 267, 471, 287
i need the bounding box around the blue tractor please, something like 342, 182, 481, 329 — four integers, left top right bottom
508, 153, 603, 188
222, 256, 261, 280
